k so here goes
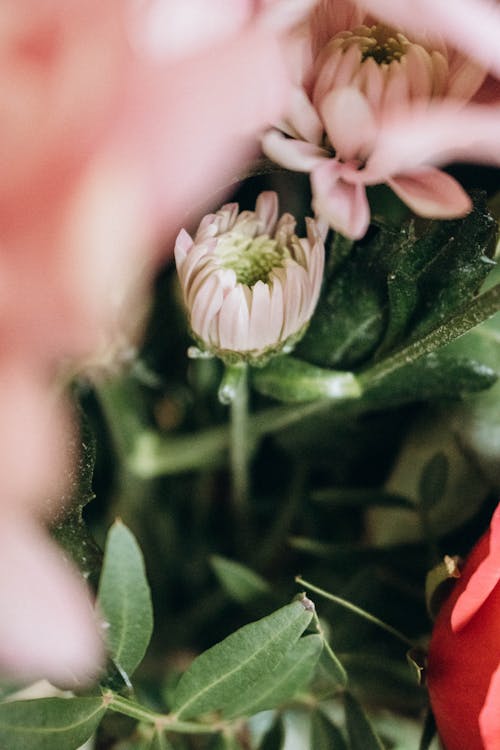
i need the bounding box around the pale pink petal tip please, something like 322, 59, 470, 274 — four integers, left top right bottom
480, 662, 500, 749
261, 130, 327, 172
388, 168, 472, 219
174, 228, 194, 265
311, 162, 370, 240
452, 504, 500, 632
0, 520, 103, 686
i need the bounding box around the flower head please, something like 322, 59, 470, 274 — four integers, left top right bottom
175, 192, 325, 364
263, 0, 496, 238
428, 504, 500, 750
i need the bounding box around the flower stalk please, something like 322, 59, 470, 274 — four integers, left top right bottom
220, 363, 251, 521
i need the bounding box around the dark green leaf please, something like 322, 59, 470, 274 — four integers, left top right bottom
0, 697, 106, 750
419, 710, 437, 750
210, 556, 270, 604
418, 453, 449, 511
97, 521, 153, 679
298, 228, 394, 368
51, 412, 102, 587
171, 601, 314, 720
344, 692, 386, 750
252, 356, 361, 403
378, 195, 496, 353
311, 712, 348, 750
360, 352, 496, 408
408, 194, 497, 341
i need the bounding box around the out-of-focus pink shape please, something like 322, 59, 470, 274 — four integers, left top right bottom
0, 516, 103, 685
263, 0, 500, 238
0, 0, 309, 682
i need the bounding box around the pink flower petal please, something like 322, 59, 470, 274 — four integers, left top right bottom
255, 191, 279, 235
480, 662, 500, 750
261, 129, 328, 171
388, 167, 472, 219
280, 86, 324, 144
452, 504, 500, 631
368, 103, 500, 178
311, 160, 370, 239
319, 87, 376, 161
356, 0, 500, 80
0, 517, 103, 685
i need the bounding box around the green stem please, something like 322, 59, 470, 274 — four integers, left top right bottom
220, 364, 250, 514
360, 284, 500, 386
296, 576, 415, 649
105, 693, 221, 735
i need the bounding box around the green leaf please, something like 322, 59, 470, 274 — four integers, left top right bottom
418, 453, 449, 511
51, 411, 102, 587
298, 232, 388, 368
311, 712, 348, 750
97, 521, 153, 679
317, 641, 348, 688
171, 600, 314, 720
344, 692, 386, 750
232, 634, 323, 717
407, 194, 497, 341
360, 352, 496, 408
0, 697, 106, 750
210, 556, 270, 604
252, 356, 362, 403
378, 195, 496, 353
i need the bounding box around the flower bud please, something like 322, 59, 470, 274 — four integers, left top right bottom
174, 191, 325, 365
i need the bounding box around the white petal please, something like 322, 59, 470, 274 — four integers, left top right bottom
248, 281, 272, 350
190, 274, 225, 343
218, 285, 250, 351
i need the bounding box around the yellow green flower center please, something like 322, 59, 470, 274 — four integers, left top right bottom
343, 24, 408, 65
362, 24, 408, 65
216, 233, 290, 286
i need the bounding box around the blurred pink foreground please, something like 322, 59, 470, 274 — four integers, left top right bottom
2, 0, 500, 685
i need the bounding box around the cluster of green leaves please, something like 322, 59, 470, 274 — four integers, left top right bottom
7, 188, 498, 750
0, 522, 408, 750
254, 192, 499, 407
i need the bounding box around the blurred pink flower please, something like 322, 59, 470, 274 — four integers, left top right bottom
0, 0, 305, 683
263, 0, 500, 239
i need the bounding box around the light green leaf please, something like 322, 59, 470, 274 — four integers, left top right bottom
171, 601, 314, 720
230, 634, 322, 718
97, 521, 153, 679
210, 556, 270, 604
344, 693, 386, 750
318, 640, 348, 687
252, 357, 362, 403
0, 697, 106, 750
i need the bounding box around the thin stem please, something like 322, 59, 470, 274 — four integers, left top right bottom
296, 576, 415, 649
220, 363, 250, 514
105, 693, 221, 735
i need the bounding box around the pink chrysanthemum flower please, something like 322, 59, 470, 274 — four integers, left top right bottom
263, 0, 489, 239
175, 192, 325, 364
